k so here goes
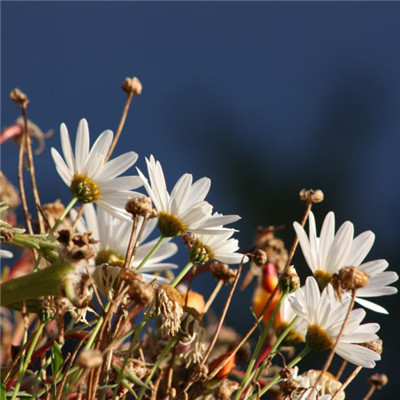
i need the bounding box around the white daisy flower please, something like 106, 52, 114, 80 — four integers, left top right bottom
51, 118, 142, 219
73, 204, 178, 284
288, 277, 381, 368
275, 297, 307, 345
293, 211, 398, 313
189, 229, 248, 265
137, 155, 240, 237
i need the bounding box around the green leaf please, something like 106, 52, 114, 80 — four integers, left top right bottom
51, 341, 63, 376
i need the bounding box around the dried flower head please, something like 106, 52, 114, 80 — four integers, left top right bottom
299, 188, 324, 203
92, 264, 121, 299
359, 339, 383, 355
122, 77, 143, 95
179, 306, 206, 365
120, 268, 155, 306
210, 261, 237, 285
253, 248, 267, 266
10, 88, 29, 107
77, 349, 103, 368
155, 284, 183, 337
368, 373, 388, 389
125, 196, 156, 218
301, 370, 342, 398
337, 266, 370, 291
214, 379, 239, 400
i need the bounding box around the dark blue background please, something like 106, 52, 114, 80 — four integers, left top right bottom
2, 2, 399, 398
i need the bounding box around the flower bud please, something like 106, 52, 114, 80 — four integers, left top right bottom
252, 249, 267, 267
10, 88, 29, 107
279, 266, 300, 293
337, 266, 369, 291
299, 188, 324, 203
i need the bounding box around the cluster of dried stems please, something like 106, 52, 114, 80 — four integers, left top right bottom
0, 81, 389, 400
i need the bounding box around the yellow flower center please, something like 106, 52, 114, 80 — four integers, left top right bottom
189, 239, 215, 265
95, 249, 123, 266
70, 173, 99, 204
314, 269, 333, 291
158, 212, 187, 237
276, 322, 303, 346
306, 324, 334, 351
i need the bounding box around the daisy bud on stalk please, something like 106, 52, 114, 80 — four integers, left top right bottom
279, 266, 300, 293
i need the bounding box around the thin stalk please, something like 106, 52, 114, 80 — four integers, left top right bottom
11, 322, 45, 400
203, 280, 223, 313
248, 346, 311, 400
336, 360, 347, 380
21, 102, 45, 233
305, 290, 357, 400
112, 314, 151, 400
49, 197, 78, 236
137, 336, 179, 400
136, 236, 165, 271
236, 292, 288, 399
170, 261, 194, 288
17, 117, 33, 235
331, 366, 362, 400
362, 385, 376, 400
123, 216, 139, 268
105, 91, 134, 162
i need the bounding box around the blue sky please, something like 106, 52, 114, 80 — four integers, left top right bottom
2, 3, 400, 396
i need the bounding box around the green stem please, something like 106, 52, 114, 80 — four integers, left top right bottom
235, 292, 287, 399
11, 322, 45, 400
49, 197, 78, 236
170, 261, 193, 287
0, 259, 75, 307
136, 236, 165, 271
112, 314, 152, 400
248, 346, 311, 400
137, 336, 179, 400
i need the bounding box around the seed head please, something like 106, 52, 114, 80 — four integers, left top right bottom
214, 379, 239, 400
210, 261, 237, 285
337, 266, 369, 291
120, 268, 154, 306
252, 248, 267, 266
299, 188, 324, 203
77, 349, 103, 368
10, 88, 29, 107
125, 196, 156, 218
368, 373, 388, 389
359, 339, 383, 355
122, 77, 142, 95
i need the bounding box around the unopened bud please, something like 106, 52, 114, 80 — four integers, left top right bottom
77, 349, 103, 368
299, 188, 324, 203
10, 88, 29, 107
253, 249, 267, 267
337, 266, 369, 291
368, 373, 388, 389
122, 77, 142, 95
125, 196, 155, 218
279, 266, 300, 293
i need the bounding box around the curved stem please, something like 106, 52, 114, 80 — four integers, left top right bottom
170, 261, 193, 287
49, 197, 78, 236
136, 236, 165, 271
